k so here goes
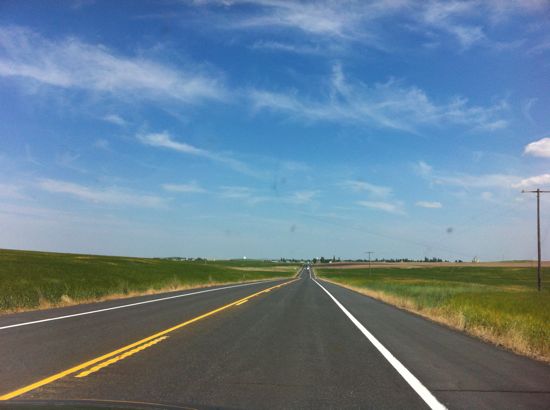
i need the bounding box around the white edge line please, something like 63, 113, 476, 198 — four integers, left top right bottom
312, 278, 447, 410
0, 279, 283, 331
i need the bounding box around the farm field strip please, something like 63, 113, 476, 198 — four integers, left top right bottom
0, 249, 298, 313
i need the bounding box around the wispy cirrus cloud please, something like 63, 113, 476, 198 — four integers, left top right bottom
344, 178, 403, 213
0, 26, 225, 103
286, 190, 318, 204
416, 201, 442, 209
419, 0, 546, 50
193, 0, 549, 51
162, 182, 206, 193
433, 173, 520, 189
418, 1, 485, 49
139, 132, 208, 156
344, 180, 392, 197
203, 0, 377, 38
219, 186, 270, 205
415, 161, 521, 188
434, 171, 550, 191
218, 186, 318, 206
250, 64, 507, 133
414, 160, 433, 176
138, 132, 260, 177
357, 200, 405, 215
524, 137, 550, 158
38, 179, 166, 208
102, 114, 127, 126
415, 160, 550, 191
250, 40, 327, 55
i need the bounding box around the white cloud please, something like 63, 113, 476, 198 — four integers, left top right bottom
418, 162, 550, 191
433, 173, 520, 188
421, 1, 475, 24
162, 182, 206, 193
512, 174, 550, 189
524, 137, 550, 158
357, 200, 405, 215
415, 201, 442, 209
416, 162, 527, 191
415, 161, 433, 176
344, 180, 392, 197
250, 40, 325, 55
138, 132, 259, 177
483, 0, 549, 21
102, 114, 127, 126
0, 26, 224, 103
419, 1, 486, 49
219, 186, 270, 205
219, 186, 254, 199
286, 190, 318, 204
202, 0, 416, 52
218, 186, 318, 206
213, 0, 370, 38
38, 179, 165, 208
416, 1, 548, 50
139, 132, 208, 156
193, 1, 548, 51
250, 65, 507, 132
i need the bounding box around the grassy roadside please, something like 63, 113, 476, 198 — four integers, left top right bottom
0, 249, 299, 313
316, 265, 550, 362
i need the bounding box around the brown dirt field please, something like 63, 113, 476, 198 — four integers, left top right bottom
317, 261, 550, 269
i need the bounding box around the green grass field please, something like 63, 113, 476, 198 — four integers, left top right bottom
0, 249, 298, 313
317, 265, 550, 361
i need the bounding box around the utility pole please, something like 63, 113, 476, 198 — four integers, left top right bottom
522, 188, 549, 291
365, 251, 375, 276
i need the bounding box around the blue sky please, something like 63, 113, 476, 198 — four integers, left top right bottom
1, 0, 549, 260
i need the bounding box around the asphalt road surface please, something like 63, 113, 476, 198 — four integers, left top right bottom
0, 268, 549, 409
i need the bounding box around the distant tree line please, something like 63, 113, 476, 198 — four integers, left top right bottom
309, 256, 342, 264
164, 256, 465, 264
311, 257, 464, 263
279, 258, 305, 263
163, 257, 208, 262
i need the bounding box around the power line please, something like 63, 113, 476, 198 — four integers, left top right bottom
430, 202, 517, 249
522, 189, 550, 291
365, 251, 375, 275
295, 211, 476, 259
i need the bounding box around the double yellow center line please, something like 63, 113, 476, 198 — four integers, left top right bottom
0, 278, 298, 401
76, 336, 169, 378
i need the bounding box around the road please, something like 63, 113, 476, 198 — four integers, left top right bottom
0, 267, 549, 409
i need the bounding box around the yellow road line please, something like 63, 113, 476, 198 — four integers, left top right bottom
236, 299, 248, 306
75, 336, 168, 378
0, 278, 298, 401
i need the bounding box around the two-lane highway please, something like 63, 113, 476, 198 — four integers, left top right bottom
1, 267, 549, 409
